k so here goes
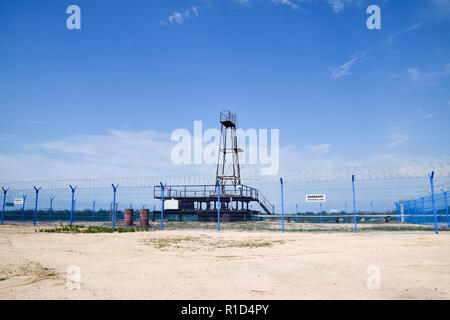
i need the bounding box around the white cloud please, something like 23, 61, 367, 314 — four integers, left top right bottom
307, 143, 332, 153
431, 0, 450, 18
0, 129, 180, 181
387, 132, 410, 147
384, 23, 423, 46
390, 63, 450, 85
327, 0, 345, 13
1, 129, 449, 185
326, 0, 363, 14
329, 51, 367, 79
272, 0, 299, 9
168, 12, 184, 24
165, 6, 200, 25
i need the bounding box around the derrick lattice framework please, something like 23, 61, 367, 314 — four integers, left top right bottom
216, 110, 242, 186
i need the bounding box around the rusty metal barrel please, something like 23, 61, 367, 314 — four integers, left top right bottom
140, 209, 149, 227
124, 209, 134, 226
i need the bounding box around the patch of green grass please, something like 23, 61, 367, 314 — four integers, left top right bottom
221, 240, 284, 248
143, 236, 286, 250
38, 224, 150, 234
144, 236, 201, 249
0, 277, 7, 281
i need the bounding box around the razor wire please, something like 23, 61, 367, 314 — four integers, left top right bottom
1, 162, 450, 191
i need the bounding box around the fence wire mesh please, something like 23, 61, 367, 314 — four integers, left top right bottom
1, 176, 449, 233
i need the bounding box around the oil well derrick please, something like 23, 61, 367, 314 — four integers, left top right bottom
153, 110, 274, 221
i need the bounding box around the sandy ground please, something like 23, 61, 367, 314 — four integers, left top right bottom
0, 224, 449, 300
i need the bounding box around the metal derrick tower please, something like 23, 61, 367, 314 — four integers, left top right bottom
216, 110, 243, 186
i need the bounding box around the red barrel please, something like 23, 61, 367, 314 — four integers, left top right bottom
140, 209, 149, 227
124, 209, 134, 226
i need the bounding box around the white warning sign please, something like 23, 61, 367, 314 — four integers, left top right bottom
306, 194, 326, 203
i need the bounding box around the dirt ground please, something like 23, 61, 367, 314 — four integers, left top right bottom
0, 223, 449, 300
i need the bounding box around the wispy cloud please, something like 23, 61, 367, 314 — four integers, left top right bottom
384, 23, 423, 46
327, 0, 362, 14
389, 63, 450, 85
430, 0, 450, 18
1, 129, 449, 184
272, 0, 299, 9
327, 0, 345, 13
387, 132, 410, 147
329, 51, 367, 79
307, 143, 332, 153
414, 107, 436, 121
162, 6, 200, 25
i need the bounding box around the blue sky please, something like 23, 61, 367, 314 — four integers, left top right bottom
1, 0, 450, 210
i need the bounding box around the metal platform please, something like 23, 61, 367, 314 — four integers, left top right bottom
153, 184, 274, 215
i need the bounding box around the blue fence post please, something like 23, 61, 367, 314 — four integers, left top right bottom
441, 190, 449, 228
111, 184, 118, 230
33, 186, 41, 226
92, 200, 96, 223
370, 202, 373, 216
49, 196, 54, 223
160, 182, 166, 231
21, 195, 27, 223
405, 201, 408, 223
409, 200, 413, 224
394, 202, 398, 221
217, 180, 221, 232
280, 178, 284, 233
1, 187, 9, 225
295, 203, 298, 223
409, 201, 413, 224
421, 197, 425, 225
414, 199, 418, 225
345, 202, 348, 223
352, 175, 357, 233
69, 185, 77, 226
319, 203, 322, 223
396, 202, 401, 222
428, 172, 439, 234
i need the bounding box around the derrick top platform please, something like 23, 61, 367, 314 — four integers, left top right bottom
220, 110, 237, 128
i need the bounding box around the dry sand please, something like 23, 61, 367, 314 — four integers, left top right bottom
0, 224, 449, 299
